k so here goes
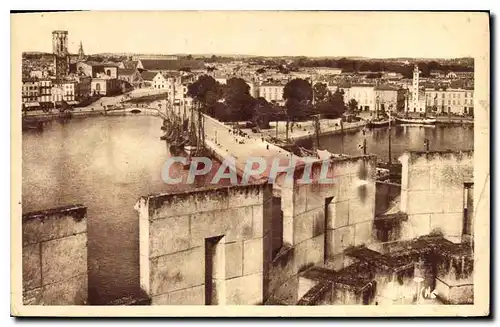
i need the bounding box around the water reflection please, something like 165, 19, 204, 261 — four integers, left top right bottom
298, 125, 474, 162
22, 116, 200, 304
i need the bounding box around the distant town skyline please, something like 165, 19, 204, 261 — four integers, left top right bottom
12, 11, 487, 58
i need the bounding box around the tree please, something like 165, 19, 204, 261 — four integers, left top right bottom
328, 89, 346, 118
347, 99, 358, 113
187, 75, 223, 114
251, 97, 275, 129
186, 54, 193, 60
223, 77, 255, 121
314, 89, 345, 119
313, 82, 330, 104
212, 102, 232, 122
283, 78, 313, 120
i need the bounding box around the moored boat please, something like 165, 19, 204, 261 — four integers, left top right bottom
395, 117, 437, 125
367, 117, 395, 128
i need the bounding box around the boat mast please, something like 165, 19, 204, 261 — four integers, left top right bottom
388, 106, 392, 165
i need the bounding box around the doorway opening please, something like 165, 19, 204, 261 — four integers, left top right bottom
205, 235, 225, 305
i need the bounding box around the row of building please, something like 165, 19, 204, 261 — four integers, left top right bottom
140, 66, 474, 116
22, 30, 474, 115
22, 75, 123, 110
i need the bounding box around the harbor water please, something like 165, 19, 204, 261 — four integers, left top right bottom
22, 117, 474, 303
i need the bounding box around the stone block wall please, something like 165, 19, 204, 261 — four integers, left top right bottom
22, 204, 88, 305
375, 181, 401, 216
138, 183, 273, 305
399, 150, 473, 242
267, 155, 377, 303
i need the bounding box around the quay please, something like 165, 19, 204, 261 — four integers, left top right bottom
22, 93, 476, 306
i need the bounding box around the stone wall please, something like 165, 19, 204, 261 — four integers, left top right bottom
399, 150, 473, 242
22, 204, 88, 305
137, 183, 273, 305
267, 155, 377, 303
375, 181, 401, 216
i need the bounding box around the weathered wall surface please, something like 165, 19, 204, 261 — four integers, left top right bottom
375, 181, 401, 216
268, 155, 377, 303
138, 183, 273, 305
399, 150, 473, 242
22, 205, 88, 305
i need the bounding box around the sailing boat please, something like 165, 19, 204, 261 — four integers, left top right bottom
367, 97, 394, 128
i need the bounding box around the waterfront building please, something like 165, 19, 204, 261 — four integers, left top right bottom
424, 87, 474, 116
50, 85, 64, 104
374, 84, 399, 111
257, 82, 285, 105
348, 84, 376, 111
118, 68, 144, 88
21, 78, 39, 109
38, 79, 53, 108
91, 77, 121, 96
61, 81, 77, 103
152, 72, 178, 90
75, 76, 92, 100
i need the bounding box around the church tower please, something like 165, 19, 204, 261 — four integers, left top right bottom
78, 41, 86, 61
52, 30, 70, 82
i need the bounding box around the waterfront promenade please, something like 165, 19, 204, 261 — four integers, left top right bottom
254, 119, 367, 142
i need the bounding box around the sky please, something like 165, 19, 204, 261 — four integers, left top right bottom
11, 11, 489, 58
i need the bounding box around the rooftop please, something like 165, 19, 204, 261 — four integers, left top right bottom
375, 84, 398, 91
118, 68, 137, 76
140, 71, 157, 81
121, 60, 138, 70
139, 59, 205, 71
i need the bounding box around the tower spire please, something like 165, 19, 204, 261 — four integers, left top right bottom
78, 41, 85, 61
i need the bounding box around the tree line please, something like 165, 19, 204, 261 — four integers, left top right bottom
248, 57, 473, 78
187, 75, 347, 128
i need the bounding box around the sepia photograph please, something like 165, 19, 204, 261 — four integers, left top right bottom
10, 10, 490, 317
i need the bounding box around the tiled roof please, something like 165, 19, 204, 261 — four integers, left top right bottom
118, 68, 137, 76
375, 84, 398, 91
121, 61, 138, 69
139, 59, 205, 71
140, 71, 157, 81
351, 83, 375, 88
84, 61, 119, 67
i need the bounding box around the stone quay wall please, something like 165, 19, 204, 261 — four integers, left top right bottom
22, 204, 88, 305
